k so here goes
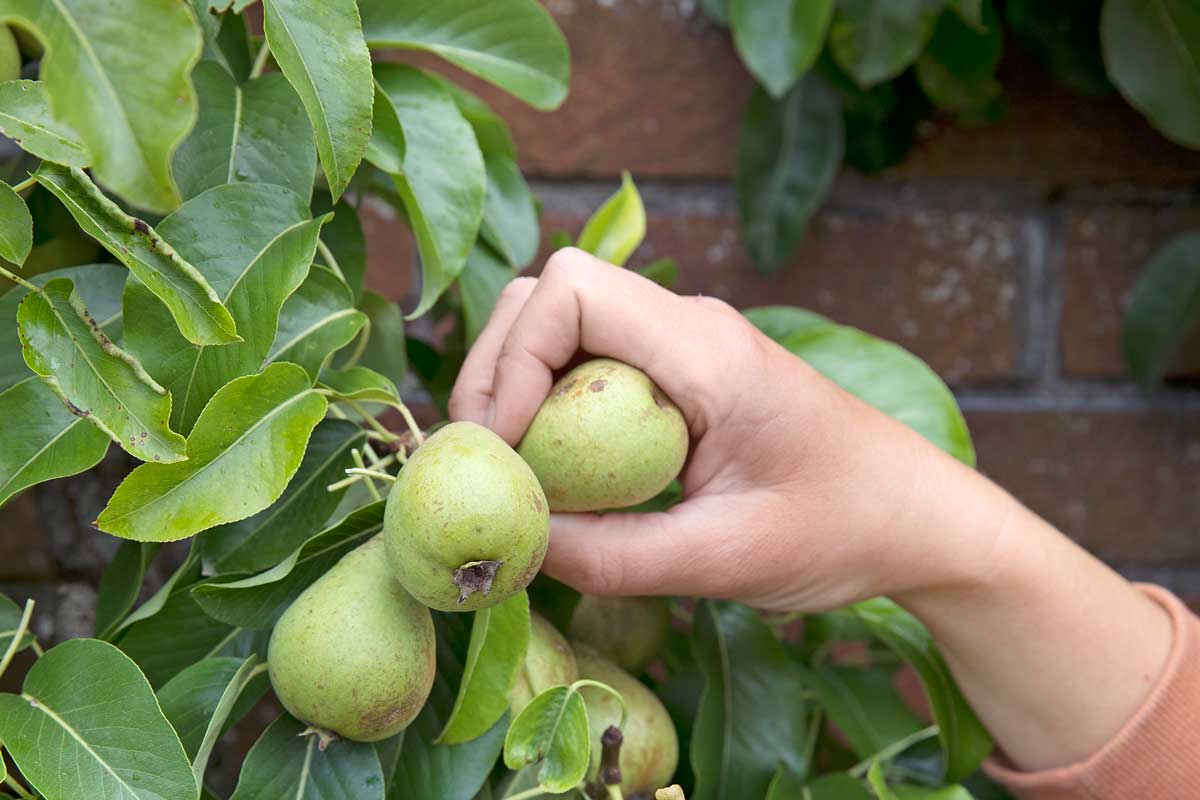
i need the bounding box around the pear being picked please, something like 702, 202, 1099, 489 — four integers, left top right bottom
509, 611, 578, 716
518, 359, 688, 512
569, 595, 670, 674
385, 421, 549, 612
268, 536, 436, 743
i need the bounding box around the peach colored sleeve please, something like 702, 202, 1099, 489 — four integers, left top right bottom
983, 585, 1200, 799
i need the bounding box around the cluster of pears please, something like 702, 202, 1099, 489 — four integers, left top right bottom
268, 359, 688, 788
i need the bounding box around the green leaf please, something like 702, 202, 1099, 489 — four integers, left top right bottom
262, 0, 373, 199
374, 64, 486, 319
915, 3, 1005, 124
0, 79, 90, 166
33, 164, 238, 346
436, 78, 517, 158
230, 713, 385, 800
0, 639, 195, 800
459, 244, 516, 346
867, 760, 899, 800
829, 0, 946, 88
366, 75, 407, 172
1006, 0, 1112, 97
637, 258, 680, 289
1122, 232, 1200, 386
18, 278, 188, 463
576, 171, 645, 267
313, 190, 368, 301
359, 0, 570, 111
805, 666, 926, 760
744, 305, 832, 341
318, 366, 400, 404
1102, 0, 1200, 148
117, 589, 245, 689
503, 686, 591, 793
184, 656, 267, 788
690, 601, 813, 800
852, 598, 992, 782
894, 787, 975, 800
94, 542, 161, 640
157, 656, 267, 761
730, 0, 834, 97
124, 183, 325, 434
780, 322, 975, 465
820, 55, 926, 173
765, 766, 808, 800
0, 179, 31, 265
0, 593, 34, 656
439, 592, 531, 744
354, 290, 408, 389
266, 265, 366, 381
480, 154, 540, 271
191, 503, 386, 629
808, 774, 874, 800
391, 701, 510, 800
96, 363, 328, 542
193, 2, 255, 82
174, 61, 317, 203
0, 1, 200, 211
114, 544, 202, 636
200, 419, 367, 574
738, 76, 843, 273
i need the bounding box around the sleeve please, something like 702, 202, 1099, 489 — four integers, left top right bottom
982, 585, 1200, 800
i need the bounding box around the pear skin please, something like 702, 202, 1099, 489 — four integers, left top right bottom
268, 536, 435, 742
569, 595, 670, 674
510, 612, 578, 715
517, 359, 688, 512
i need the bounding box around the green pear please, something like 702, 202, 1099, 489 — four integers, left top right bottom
569, 595, 670, 674
510, 612, 578, 715
576, 647, 679, 794
385, 421, 549, 612
517, 359, 688, 512
267, 536, 435, 743
0, 27, 20, 83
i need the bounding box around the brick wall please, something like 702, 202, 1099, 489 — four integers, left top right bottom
3, 0, 1199, 633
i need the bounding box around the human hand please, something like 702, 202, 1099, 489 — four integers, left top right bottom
450, 248, 1000, 612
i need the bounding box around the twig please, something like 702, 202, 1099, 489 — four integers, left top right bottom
387, 401, 425, 446
339, 317, 371, 370
351, 449, 382, 501
570, 679, 629, 730
343, 467, 396, 483
249, 39, 271, 79
345, 400, 401, 443
3, 774, 34, 799
9, 176, 35, 193
0, 599, 34, 681
848, 724, 940, 778
0, 264, 40, 293
316, 239, 347, 283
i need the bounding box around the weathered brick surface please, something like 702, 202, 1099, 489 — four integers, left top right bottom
967, 411, 1200, 564
533, 207, 1024, 383
1061, 208, 1200, 379
380, 1, 1200, 184
359, 196, 416, 302
0, 493, 53, 580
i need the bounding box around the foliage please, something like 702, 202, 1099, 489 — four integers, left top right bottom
0, 2, 1018, 798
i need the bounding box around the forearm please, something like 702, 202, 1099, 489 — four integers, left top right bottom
894, 447, 1173, 771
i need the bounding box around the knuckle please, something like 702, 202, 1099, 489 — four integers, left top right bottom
692, 294, 740, 319
498, 275, 536, 305
542, 247, 589, 282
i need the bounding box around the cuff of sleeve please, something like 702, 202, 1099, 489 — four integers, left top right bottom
982, 584, 1200, 800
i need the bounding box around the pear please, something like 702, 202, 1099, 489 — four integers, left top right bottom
267, 536, 435, 743
385, 421, 549, 612
517, 359, 688, 512
510, 612, 578, 715
569, 595, 670, 674
575, 647, 679, 794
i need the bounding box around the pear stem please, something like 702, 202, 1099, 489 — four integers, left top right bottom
0, 599, 34, 681
351, 449, 382, 501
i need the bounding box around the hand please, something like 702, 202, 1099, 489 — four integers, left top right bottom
449, 248, 995, 612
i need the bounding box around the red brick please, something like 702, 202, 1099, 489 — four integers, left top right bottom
376, 2, 1200, 184
1060, 208, 1200, 379
358, 197, 415, 303
0, 493, 53, 580
968, 411, 1200, 564
533, 207, 1023, 384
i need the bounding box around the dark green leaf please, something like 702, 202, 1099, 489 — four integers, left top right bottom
894, 786, 974, 799
1122, 232, 1200, 386
265, 266, 366, 381
780, 321, 975, 465
354, 290, 408, 389
374, 65, 486, 319
738, 76, 843, 273
439, 592, 531, 744
113, 543, 201, 636
94, 542, 161, 640
96, 363, 328, 541
200, 419, 367, 574
702, 0, 730, 25
765, 766, 808, 800
191, 503, 386, 629
125, 183, 325, 433
690, 601, 813, 799
481, 154, 540, 271
852, 598, 992, 782
829, 0, 946, 87
808, 773, 875, 800
435, 78, 517, 158
118, 590, 242, 688
0, 593, 34, 656
730, 0, 833, 97
207, 6, 255, 82
313, 191, 368, 301
366, 76, 407, 175
822, 60, 927, 173
262, 0, 374, 199
806, 666, 927, 760
503, 686, 590, 793
744, 305, 831, 341
188, 656, 266, 787
359, 0, 570, 110
0, 80, 90, 166
867, 760, 899, 799
916, 3, 1005, 125
0, 180, 31, 265
230, 713, 385, 800
1102, 0, 1200, 147
18, 277, 188, 463
391, 705, 509, 800
576, 171, 645, 267
459, 244, 516, 346
34, 163, 238, 346
174, 62, 318, 202
0, 639, 195, 799
0, 0, 200, 211
1006, 0, 1112, 97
